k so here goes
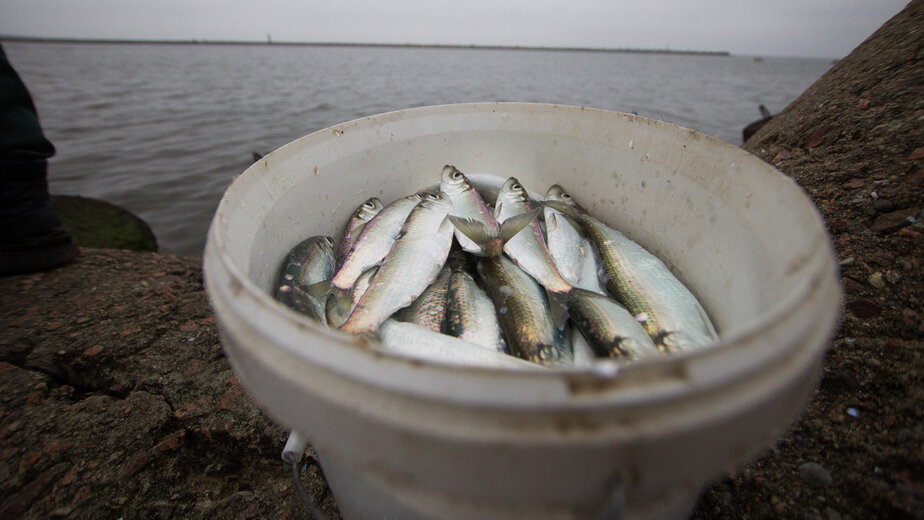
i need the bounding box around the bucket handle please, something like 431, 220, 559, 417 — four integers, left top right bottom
283, 431, 329, 520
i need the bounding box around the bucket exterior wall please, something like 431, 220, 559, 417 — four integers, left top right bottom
203, 103, 842, 519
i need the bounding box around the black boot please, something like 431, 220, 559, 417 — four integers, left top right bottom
0, 159, 78, 275
1, 43, 78, 275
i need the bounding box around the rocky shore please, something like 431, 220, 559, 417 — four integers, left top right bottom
1, 2, 921, 519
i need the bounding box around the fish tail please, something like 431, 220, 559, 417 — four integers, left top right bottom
547, 288, 572, 333
449, 208, 539, 257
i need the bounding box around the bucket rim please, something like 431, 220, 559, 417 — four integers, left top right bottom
203, 101, 842, 407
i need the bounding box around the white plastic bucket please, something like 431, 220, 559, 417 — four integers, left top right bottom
203, 103, 842, 520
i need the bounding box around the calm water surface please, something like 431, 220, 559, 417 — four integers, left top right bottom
5, 42, 832, 255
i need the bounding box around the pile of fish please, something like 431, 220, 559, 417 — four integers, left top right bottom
273, 165, 718, 370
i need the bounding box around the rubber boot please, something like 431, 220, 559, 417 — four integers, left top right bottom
0, 160, 78, 275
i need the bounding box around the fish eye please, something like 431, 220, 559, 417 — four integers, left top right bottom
426, 192, 440, 200
562, 193, 571, 200
452, 171, 463, 180
363, 201, 375, 209
512, 183, 522, 191
324, 236, 334, 246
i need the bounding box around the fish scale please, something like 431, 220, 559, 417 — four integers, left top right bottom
578, 211, 717, 352
477, 254, 571, 367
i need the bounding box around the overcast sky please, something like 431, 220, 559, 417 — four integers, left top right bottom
0, 0, 910, 58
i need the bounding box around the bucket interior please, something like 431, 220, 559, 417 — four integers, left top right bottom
221, 103, 828, 340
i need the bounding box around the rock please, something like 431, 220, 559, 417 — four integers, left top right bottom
869, 208, 920, 233
841, 277, 865, 295
872, 198, 895, 213
885, 270, 902, 284
868, 272, 885, 289
799, 462, 834, 487
846, 298, 881, 318
51, 195, 158, 252
902, 308, 922, 331
907, 169, 924, 185
803, 128, 828, 149
843, 178, 866, 189
909, 147, 924, 160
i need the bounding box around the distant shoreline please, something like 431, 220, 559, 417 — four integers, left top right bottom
0, 34, 730, 57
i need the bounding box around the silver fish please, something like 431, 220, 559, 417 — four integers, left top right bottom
351, 266, 378, 306
477, 254, 572, 367
394, 261, 453, 332
377, 320, 541, 370
336, 197, 384, 267
327, 193, 422, 327
465, 173, 544, 207
494, 177, 572, 294
331, 193, 422, 291
340, 191, 456, 335
544, 184, 585, 285
569, 325, 597, 367
274, 236, 335, 324
544, 192, 718, 352
576, 237, 608, 296
440, 165, 499, 256
445, 265, 508, 353
567, 288, 659, 360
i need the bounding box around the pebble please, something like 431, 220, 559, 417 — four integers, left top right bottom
872, 198, 895, 213
846, 298, 881, 318
867, 272, 885, 289
870, 208, 920, 233
799, 462, 834, 487
885, 270, 902, 284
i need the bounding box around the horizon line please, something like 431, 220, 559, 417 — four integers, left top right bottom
0, 34, 732, 57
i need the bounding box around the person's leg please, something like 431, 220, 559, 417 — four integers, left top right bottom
0, 43, 78, 275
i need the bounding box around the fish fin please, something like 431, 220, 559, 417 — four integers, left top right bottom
438, 215, 456, 235
448, 216, 498, 244
325, 286, 355, 329
542, 201, 584, 232
656, 330, 714, 353
546, 288, 571, 333
497, 208, 541, 242
304, 279, 331, 301
546, 211, 560, 233
275, 284, 326, 325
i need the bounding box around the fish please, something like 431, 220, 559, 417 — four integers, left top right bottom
377, 320, 542, 370
351, 266, 378, 305
544, 184, 585, 285
569, 325, 597, 367
576, 237, 608, 296
336, 197, 384, 267
544, 190, 718, 352
444, 168, 540, 258
326, 193, 422, 327
494, 177, 572, 294
340, 191, 456, 335
322, 265, 378, 326
445, 263, 508, 353
477, 254, 572, 367
274, 235, 336, 324
331, 193, 422, 291
567, 288, 659, 360
394, 261, 453, 332
465, 173, 544, 207
440, 165, 499, 256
